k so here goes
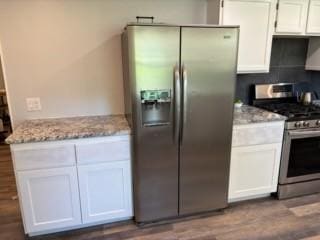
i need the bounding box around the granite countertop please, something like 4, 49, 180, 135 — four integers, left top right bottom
233, 105, 287, 125
6, 106, 285, 144
6, 115, 131, 144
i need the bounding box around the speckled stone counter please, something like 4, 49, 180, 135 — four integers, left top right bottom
6, 115, 131, 144
233, 105, 287, 125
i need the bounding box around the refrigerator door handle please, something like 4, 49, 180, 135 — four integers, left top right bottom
174, 64, 181, 144
181, 64, 188, 144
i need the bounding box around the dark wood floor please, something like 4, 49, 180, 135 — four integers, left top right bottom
1, 144, 320, 240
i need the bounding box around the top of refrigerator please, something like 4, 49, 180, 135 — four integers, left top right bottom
125, 22, 240, 28
126, 16, 239, 28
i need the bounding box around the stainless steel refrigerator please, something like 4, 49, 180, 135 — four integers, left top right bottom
122, 23, 239, 223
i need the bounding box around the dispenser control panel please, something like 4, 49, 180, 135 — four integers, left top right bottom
141, 90, 171, 103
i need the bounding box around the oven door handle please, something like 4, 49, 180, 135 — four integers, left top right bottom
288, 130, 320, 138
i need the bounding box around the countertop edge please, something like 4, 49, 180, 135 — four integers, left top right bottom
233, 119, 286, 127
233, 105, 287, 126
5, 115, 131, 145
5, 131, 132, 145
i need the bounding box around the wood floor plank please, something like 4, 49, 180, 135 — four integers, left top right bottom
301, 236, 320, 240
289, 202, 320, 217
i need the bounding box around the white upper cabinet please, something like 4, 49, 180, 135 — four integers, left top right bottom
207, 0, 277, 73
207, 0, 320, 73
306, 0, 320, 35
275, 0, 320, 35
221, 0, 277, 73
275, 0, 309, 34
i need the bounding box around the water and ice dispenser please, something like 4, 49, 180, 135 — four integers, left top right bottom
140, 90, 171, 127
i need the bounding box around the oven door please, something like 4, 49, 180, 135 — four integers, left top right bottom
279, 129, 320, 184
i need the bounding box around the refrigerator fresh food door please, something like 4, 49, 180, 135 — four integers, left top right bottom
126, 25, 181, 223
179, 26, 239, 215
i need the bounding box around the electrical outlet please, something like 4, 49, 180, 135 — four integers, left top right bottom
26, 97, 42, 111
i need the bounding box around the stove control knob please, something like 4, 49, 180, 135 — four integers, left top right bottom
316, 120, 320, 126
295, 122, 302, 128
303, 121, 310, 127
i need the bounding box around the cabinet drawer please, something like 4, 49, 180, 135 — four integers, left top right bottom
13, 144, 76, 171
232, 122, 284, 147
76, 139, 130, 164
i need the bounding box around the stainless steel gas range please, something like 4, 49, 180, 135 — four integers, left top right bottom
253, 83, 320, 199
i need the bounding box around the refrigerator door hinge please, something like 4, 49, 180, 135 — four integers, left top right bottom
274, 21, 278, 28
221, 0, 224, 8
276, 3, 279, 10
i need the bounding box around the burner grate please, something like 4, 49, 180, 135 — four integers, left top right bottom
256, 103, 320, 120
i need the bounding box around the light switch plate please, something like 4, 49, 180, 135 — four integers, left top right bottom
26, 97, 42, 111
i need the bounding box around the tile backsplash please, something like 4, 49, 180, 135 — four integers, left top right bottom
235, 38, 315, 104
312, 71, 320, 93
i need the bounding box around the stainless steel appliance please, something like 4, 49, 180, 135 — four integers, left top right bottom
297, 92, 318, 105
122, 23, 239, 223
253, 83, 320, 199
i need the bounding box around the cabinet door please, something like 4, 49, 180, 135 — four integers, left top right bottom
78, 161, 133, 224
306, 38, 320, 70
228, 143, 282, 201
306, 0, 320, 35
17, 167, 81, 233
221, 0, 277, 73
275, 0, 309, 34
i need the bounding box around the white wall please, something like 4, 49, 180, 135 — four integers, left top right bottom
0, 0, 207, 128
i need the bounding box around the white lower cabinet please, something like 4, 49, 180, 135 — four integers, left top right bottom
306, 0, 320, 34
11, 135, 132, 236
229, 122, 284, 202
229, 143, 282, 200
219, 0, 277, 73
17, 167, 82, 233
78, 161, 132, 224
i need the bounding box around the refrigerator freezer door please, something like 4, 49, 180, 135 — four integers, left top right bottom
126, 25, 181, 222
179, 27, 239, 215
